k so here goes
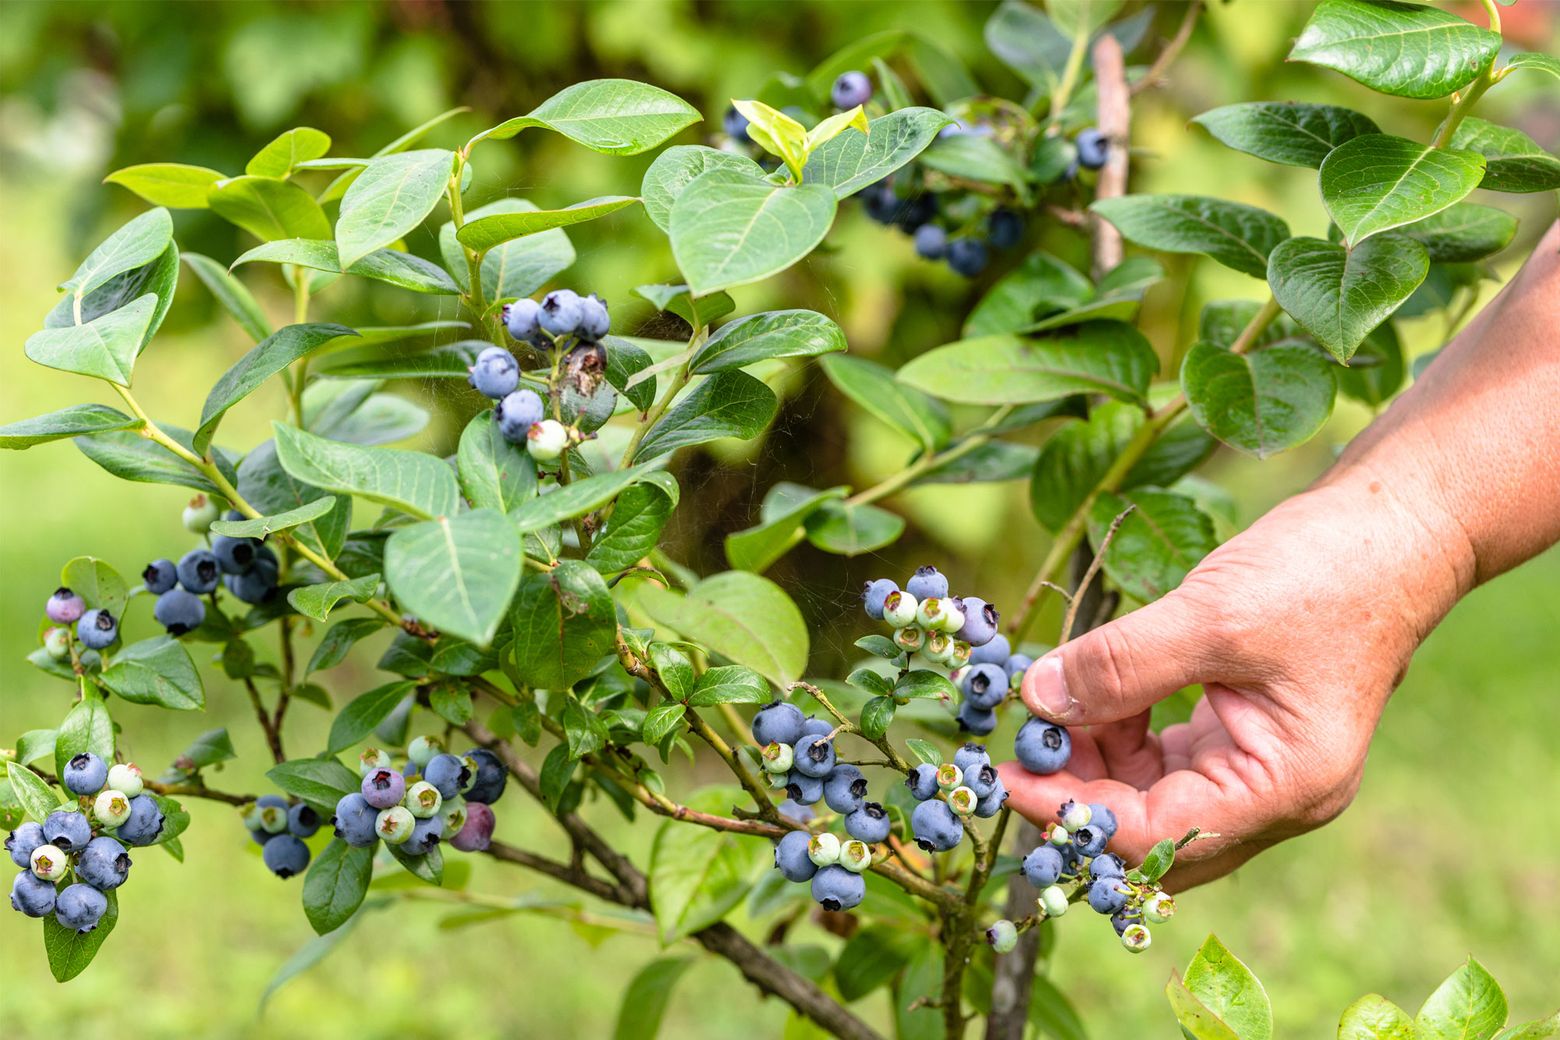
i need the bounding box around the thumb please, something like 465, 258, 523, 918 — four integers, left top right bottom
1021, 592, 1211, 726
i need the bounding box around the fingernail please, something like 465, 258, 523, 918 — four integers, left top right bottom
1025, 654, 1072, 719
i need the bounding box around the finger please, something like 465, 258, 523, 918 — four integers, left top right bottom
1020, 591, 1217, 727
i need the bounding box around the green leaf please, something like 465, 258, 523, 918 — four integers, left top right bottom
1267, 235, 1428, 362
232, 238, 459, 295
24, 295, 157, 386
1192, 102, 1380, 168
99, 636, 204, 710
641, 146, 767, 233
692, 310, 846, 374
964, 251, 1092, 338
0, 405, 137, 450
183, 252, 272, 341
327, 681, 418, 754
984, 2, 1070, 88
835, 924, 918, 1001
586, 482, 674, 574
456, 196, 640, 251
335, 149, 454, 269
1319, 135, 1485, 246
1449, 117, 1560, 194
648, 787, 761, 941
259, 900, 388, 1014
307, 618, 385, 675
613, 956, 696, 1040
1181, 341, 1337, 458
1166, 971, 1244, 1040
5, 763, 61, 823
895, 669, 956, 701
440, 198, 575, 303
1416, 958, 1508, 1040
819, 354, 951, 450
318, 105, 470, 203
15, 730, 56, 767
726, 483, 846, 573
510, 560, 617, 690
303, 839, 375, 935
860, 696, 896, 739
916, 440, 1043, 487
688, 665, 770, 707
898, 946, 945, 1040
905, 739, 942, 767
59, 208, 173, 302
634, 571, 808, 687
669, 171, 837, 295
633, 284, 735, 330
287, 574, 380, 623
899, 321, 1159, 407
209, 497, 335, 538
246, 127, 332, 177
237, 440, 350, 558
641, 703, 687, 745
1018, 258, 1163, 334
849, 669, 894, 697
315, 340, 485, 382
456, 411, 537, 514
1090, 490, 1215, 602
167, 728, 237, 776
273, 422, 460, 520
44, 889, 118, 981
1029, 975, 1089, 1040
1030, 402, 1140, 531
805, 500, 904, 557
1091, 195, 1289, 279
509, 465, 653, 533
1290, 0, 1501, 99
648, 643, 695, 700
856, 635, 902, 661
267, 757, 361, 815
208, 176, 332, 241
54, 688, 116, 780
471, 79, 700, 155
1398, 202, 1518, 262
105, 164, 225, 207
385, 841, 443, 885
1049, 0, 1123, 36
635, 370, 778, 462
803, 107, 952, 198
919, 133, 1032, 196
1337, 321, 1406, 407
197, 323, 354, 452
1339, 994, 1416, 1040
385, 509, 521, 647
1494, 1014, 1560, 1040
74, 427, 220, 496
1183, 935, 1273, 1040
1502, 52, 1560, 81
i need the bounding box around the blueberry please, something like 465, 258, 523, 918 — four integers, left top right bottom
116, 794, 165, 846
1058, 844, 1083, 880
1121, 922, 1152, 953
404, 781, 443, 819
773, 830, 817, 882
10, 871, 57, 917
332, 793, 379, 847
863, 181, 899, 224
29, 844, 69, 882
1058, 800, 1092, 831
1089, 804, 1118, 840
807, 832, 841, 867
173, 548, 218, 594
1022, 845, 1064, 888
723, 105, 750, 140
259, 834, 309, 878
6, 823, 45, 869
1076, 128, 1109, 170
142, 559, 177, 594
947, 238, 989, 277
881, 590, 919, 629
778, 798, 815, 824
861, 578, 898, 620
408, 735, 443, 767
43, 810, 91, 852
952, 744, 989, 775
462, 748, 508, 804
1039, 884, 1069, 918
182, 494, 219, 533
831, 71, 873, 109
54, 883, 108, 933
974, 778, 1008, 818
987, 209, 1024, 249
1004, 654, 1034, 681
423, 753, 470, 800
810, 864, 865, 911
357, 767, 403, 810
76, 608, 118, 650
1014, 718, 1071, 775
400, 815, 444, 856
76, 836, 131, 891
153, 588, 207, 636
527, 418, 570, 462
905, 566, 949, 601
969, 633, 1011, 667
63, 752, 108, 796
962, 663, 1008, 710
956, 701, 997, 736
844, 802, 891, 844
1090, 853, 1125, 879
1144, 892, 1176, 923
224, 552, 279, 604
910, 800, 963, 853
894, 193, 936, 232
248, 827, 274, 847
358, 748, 393, 777
752, 701, 806, 748
505, 298, 542, 341
93, 790, 132, 829
913, 224, 948, 260
538, 289, 583, 337
1111, 905, 1144, 935
818, 764, 864, 814
43, 627, 70, 659
212, 533, 259, 575
450, 802, 494, 852
954, 596, 999, 646
1088, 876, 1129, 914
905, 764, 939, 801
439, 797, 468, 838
838, 838, 873, 873
947, 786, 978, 817
254, 794, 290, 834
791, 736, 836, 779
964, 763, 999, 800
45, 587, 85, 624
466, 346, 520, 400
801, 717, 834, 739
577, 294, 611, 341
376, 806, 416, 845
987, 919, 1019, 953
493, 388, 545, 445
287, 803, 321, 839
784, 771, 824, 806
1072, 824, 1108, 857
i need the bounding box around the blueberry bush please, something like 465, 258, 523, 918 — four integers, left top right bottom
2, 0, 1555, 1036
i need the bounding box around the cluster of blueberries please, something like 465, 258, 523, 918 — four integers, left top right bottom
141, 508, 283, 635
860, 181, 1022, 279
987, 798, 1174, 955
329, 739, 506, 857
7, 753, 165, 933
42, 586, 116, 655
242, 794, 321, 879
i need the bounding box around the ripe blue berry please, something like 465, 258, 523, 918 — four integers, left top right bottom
116, 794, 165, 846
63, 752, 108, 796
831, 70, 873, 109
463, 748, 507, 804
400, 815, 444, 856
287, 803, 321, 838
332, 793, 379, 847
1004, 654, 1034, 681
423, 753, 470, 800
953, 743, 990, 776
974, 778, 1009, 818
451, 801, 494, 852
362, 767, 406, 810
988, 209, 1024, 249
905, 566, 949, 601
910, 799, 963, 853
1076, 128, 1108, 170
469, 346, 521, 399
861, 578, 898, 620
913, 224, 948, 260
577, 294, 610, 340
774, 830, 817, 882
55, 883, 109, 932
1090, 853, 1126, 879
785, 771, 825, 806
956, 701, 997, 736
211, 533, 258, 575
811, 864, 865, 912
778, 798, 815, 824
176, 548, 220, 594
723, 105, 749, 140
955, 597, 1000, 647
262, 834, 310, 878
894, 192, 936, 232
962, 663, 1008, 710
1111, 905, 1144, 935
947, 238, 989, 277
1089, 804, 1118, 840
76, 836, 131, 891
964, 763, 999, 800
224, 552, 279, 604
43, 810, 91, 852
1072, 824, 1108, 857
45, 587, 85, 624
752, 701, 806, 748
791, 736, 836, 779
969, 633, 1011, 667
844, 802, 891, 844
1014, 718, 1071, 775
154, 588, 207, 635
6, 822, 45, 869
1022, 845, 1064, 888
801, 717, 833, 740
495, 388, 546, 445
539, 289, 583, 337
142, 559, 177, 594
10, 871, 57, 918
76, 608, 118, 650
987, 919, 1019, 953
1088, 876, 1129, 914
505, 298, 542, 342
905, 765, 939, 801
822, 764, 868, 814
862, 180, 898, 224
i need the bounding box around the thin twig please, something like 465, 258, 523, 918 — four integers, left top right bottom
1129, 1, 1203, 97
1060, 504, 1135, 644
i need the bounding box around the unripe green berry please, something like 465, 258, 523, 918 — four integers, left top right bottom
947, 640, 972, 668
807, 832, 841, 867
257, 804, 288, 834
182, 494, 220, 534
947, 786, 977, 817
761, 741, 795, 774
106, 763, 144, 799
1144, 892, 1176, 923
766, 771, 790, 790
839, 838, 873, 873
358, 747, 392, 777
881, 590, 919, 628
44, 627, 71, 660
408, 735, 443, 767
527, 419, 570, 462
376, 805, 416, 844
935, 763, 963, 793
893, 625, 925, 652
31, 844, 70, 882
1038, 884, 1069, 918
937, 600, 965, 634
914, 596, 947, 631
405, 781, 443, 818
93, 789, 132, 828
440, 798, 467, 836
986, 919, 1018, 953
241, 804, 265, 830
1121, 923, 1152, 952
1046, 823, 1070, 847
923, 630, 955, 666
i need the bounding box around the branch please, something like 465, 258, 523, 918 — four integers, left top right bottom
1089, 33, 1130, 280
1129, 1, 1202, 97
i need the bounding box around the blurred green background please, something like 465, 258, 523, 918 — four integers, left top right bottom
2, 2, 1556, 1037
